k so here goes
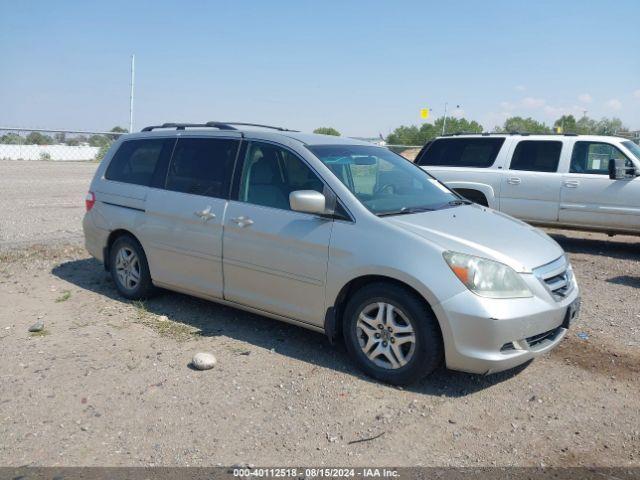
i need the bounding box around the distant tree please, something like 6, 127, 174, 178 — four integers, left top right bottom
107, 126, 128, 140
0, 132, 24, 144
496, 116, 551, 134
386, 117, 482, 145
95, 143, 111, 162
595, 117, 626, 136
54, 132, 66, 144
25, 131, 54, 145
435, 117, 483, 135
576, 116, 597, 134
554, 115, 577, 133
313, 127, 341, 136
89, 134, 110, 147
65, 135, 88, 146
387, 125, 423, 145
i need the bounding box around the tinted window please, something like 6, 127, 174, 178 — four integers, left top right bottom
239, 142, 324, 211
309, 145, 458, 216
570, 141, 633, 175
105, 139, 172, 186
510, 141, 562, 172
165, 138, 239, 197
417, 138, 505, 167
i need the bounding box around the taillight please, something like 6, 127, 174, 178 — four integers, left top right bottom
85, 191, 96, 211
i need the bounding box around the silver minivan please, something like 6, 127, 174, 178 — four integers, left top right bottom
83, 122, 580, 385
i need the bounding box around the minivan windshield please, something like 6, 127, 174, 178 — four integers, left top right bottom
308, 145, 461, 216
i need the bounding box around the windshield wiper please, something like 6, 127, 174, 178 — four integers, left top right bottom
377, 206, 434, 217
448, 199, 472, 206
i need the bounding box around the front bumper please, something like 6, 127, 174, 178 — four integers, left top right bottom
432, 273, 580, 375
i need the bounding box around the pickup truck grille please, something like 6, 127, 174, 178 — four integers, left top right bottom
533, 256, 574, 301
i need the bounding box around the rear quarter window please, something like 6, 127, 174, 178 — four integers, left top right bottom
105, 139, 174, 186
510, 140, 562, 173
417, 137, 505, 168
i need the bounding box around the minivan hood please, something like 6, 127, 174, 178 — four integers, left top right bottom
384, 205, 563, 273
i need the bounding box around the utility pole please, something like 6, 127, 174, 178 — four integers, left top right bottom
442, 103, 461, 135
129, 54, 135, 133
442, 102, 448, 135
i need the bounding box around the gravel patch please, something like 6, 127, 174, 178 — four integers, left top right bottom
0, 160, 638, 467
0, 160, 97, 249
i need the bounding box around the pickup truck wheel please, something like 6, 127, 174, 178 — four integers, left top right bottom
342, 282, 443, 385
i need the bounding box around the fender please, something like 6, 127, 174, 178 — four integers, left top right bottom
443, 181, 497, 209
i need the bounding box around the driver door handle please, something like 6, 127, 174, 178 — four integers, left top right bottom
231, 216, 254, 227
563, 180, 580, 188
507, 177, 521, 185
194, 206, 216, 221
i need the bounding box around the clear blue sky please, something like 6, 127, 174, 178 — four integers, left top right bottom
1, 0, 639, 136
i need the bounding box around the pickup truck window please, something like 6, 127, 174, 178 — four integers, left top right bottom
570, 142, 632, 175
509, 141, 561, 173
416, 138, 504, 168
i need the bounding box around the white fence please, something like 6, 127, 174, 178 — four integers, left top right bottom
0, 144, 100, 161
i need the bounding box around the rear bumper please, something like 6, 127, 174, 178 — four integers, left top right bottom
432, 276, 579, 375
82, 212, 108, 263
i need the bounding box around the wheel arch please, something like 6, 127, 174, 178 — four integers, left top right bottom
445, 181, 496, 208
325, 274, 444, 345
103, 229, 142, 271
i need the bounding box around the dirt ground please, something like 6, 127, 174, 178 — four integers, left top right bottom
0, 160, 638, 467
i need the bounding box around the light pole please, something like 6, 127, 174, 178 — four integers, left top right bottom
129, 54, 135, 133
442, 102, 448, 135
442, 103, 461, 135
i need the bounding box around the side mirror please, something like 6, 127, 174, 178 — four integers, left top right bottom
289, 190, 326, 215
608, 158, 633, 180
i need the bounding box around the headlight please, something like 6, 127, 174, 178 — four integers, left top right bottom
443, 251, 533, 299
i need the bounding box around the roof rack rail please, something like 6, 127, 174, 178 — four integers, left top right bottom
221, 122, 298, 132
140, 122, 236, 132
441, 131, 584, 137
140, 121, 297, 133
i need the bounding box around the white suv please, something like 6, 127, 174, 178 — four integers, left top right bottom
416, 134, 640, 235
83, 122, 579, 385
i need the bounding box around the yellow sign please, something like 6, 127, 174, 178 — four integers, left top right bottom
555, 126, 563, 134
420, 108, 429, 119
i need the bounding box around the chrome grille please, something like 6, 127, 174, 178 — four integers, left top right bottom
533, 256, 574, 301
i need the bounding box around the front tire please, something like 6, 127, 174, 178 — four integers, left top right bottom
109, 235, 155, 300
342, 282, 443, 385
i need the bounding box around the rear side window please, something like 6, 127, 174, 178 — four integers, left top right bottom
165, 138, 239, 198
105, 139, 172, 186
417, 138, 505, 168
509, 141, 562, 173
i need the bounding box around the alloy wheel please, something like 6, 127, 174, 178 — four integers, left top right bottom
356, 302, 416, 369
114, 246, 141, 291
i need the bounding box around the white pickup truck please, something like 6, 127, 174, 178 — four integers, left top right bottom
416, 134, 640, 236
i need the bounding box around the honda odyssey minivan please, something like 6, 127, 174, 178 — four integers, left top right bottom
83, 122, 580, 385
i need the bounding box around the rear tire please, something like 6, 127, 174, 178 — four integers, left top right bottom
342, 282, 443, 385
109, 235, 155, 300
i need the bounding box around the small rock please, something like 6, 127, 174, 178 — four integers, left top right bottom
191, 352, 216, 370
28, 320, 44, 332
448, 419, 457, 424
